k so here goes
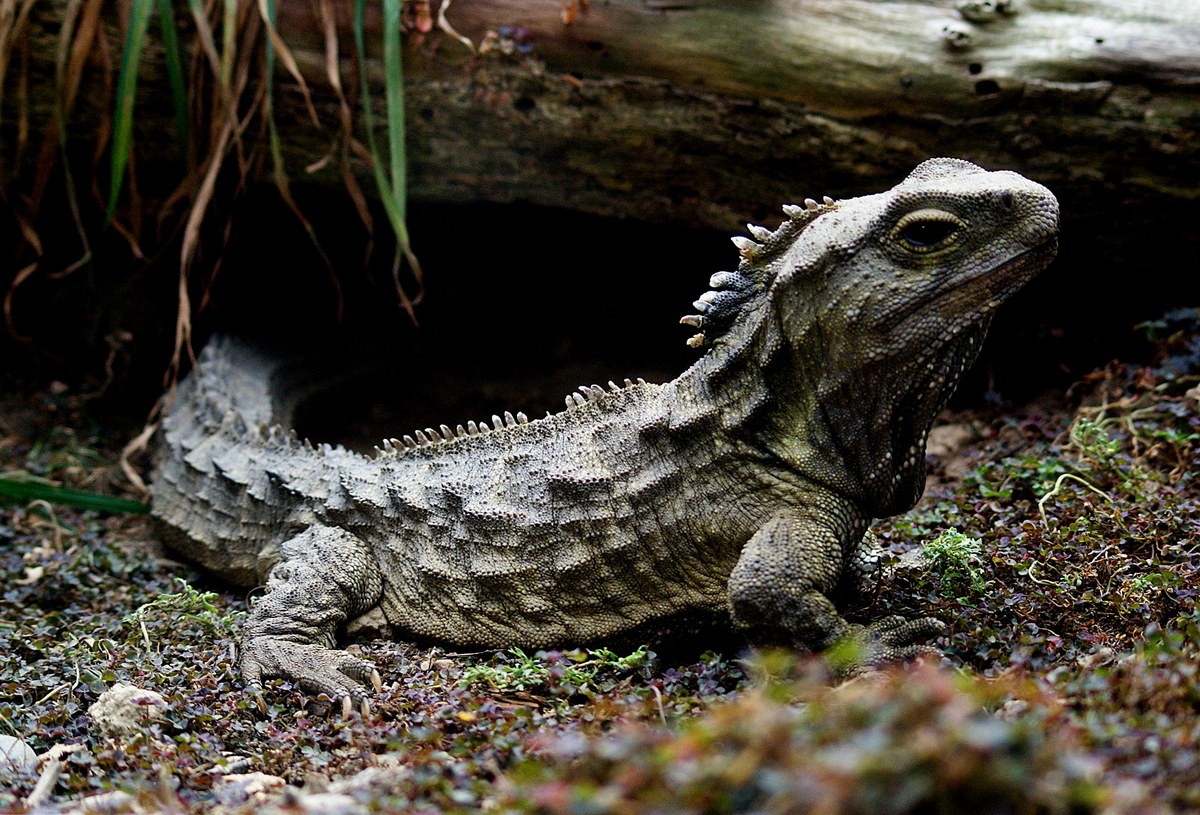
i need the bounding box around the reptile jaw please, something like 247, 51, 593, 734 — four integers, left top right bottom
888, 234, 1058, 330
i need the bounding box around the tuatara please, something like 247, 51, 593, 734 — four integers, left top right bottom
151, 158, 1059, 703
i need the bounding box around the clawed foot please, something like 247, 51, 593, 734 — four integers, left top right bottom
828, 614, 946, 676
240, 637, 383, 715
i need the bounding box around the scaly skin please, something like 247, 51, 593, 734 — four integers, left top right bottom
151, 158, 1059, 702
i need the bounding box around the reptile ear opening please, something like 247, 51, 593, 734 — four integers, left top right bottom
892, 209, 965, 253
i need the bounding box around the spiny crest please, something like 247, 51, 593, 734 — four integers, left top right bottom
681, 195, 839, 348
563, 379, 644, 409
257, 420, 334, 456
373, 411, 531, 458
371, 378, 646, 460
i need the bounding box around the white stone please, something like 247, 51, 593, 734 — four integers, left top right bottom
0, 735, 37, 771
88, 683, 169, 738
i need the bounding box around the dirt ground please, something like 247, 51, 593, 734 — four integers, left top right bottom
0, 312, 1197, 813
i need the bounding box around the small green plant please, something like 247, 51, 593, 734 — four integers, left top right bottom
966, 453, 1069, 500
124, 578, 244, 648
26, 427, 106, 480
461, 645, 653, 696
922, 528, 988, 597
1120, 570, 1184, 614
1069, 417, 1122, 465
1069, 416, 1153, 497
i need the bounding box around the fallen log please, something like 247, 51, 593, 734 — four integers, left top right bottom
277, 0, 1200, 232
8, 0, 1198, 231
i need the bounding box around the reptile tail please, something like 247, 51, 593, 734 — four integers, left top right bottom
150, 336, 297, 587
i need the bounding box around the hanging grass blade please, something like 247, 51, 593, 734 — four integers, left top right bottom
355, 0, 422, 316
185, 0, 226, 95
318, 0, 374, 238
0, 476, 149, 514
257, 0, 320, 126
0, 0, 40, 135
382, 0, 405, 223
258, 0, 341, 317
105, 0, 154, 225
155, 0, 189, 161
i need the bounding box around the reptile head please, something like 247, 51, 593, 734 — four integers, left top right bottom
688, 159, 1059, 515
775, 157, 1059, 354
683, 159, 1058, 357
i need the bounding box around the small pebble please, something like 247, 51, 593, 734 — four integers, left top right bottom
0, 735, 37, 771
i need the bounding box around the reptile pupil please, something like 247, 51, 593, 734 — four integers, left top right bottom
900, 220, 956, 248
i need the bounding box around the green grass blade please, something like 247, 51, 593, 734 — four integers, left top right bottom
0, 477, 149, 515
354, 0, 385, 195
262, 0, 276, 87
382, 0, 406, 225
355, 0, 417, 274
155, 0, 190, 159
105, 0, 155, 224
262, 0, 279, 170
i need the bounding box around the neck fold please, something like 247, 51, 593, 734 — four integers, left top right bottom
672, 307, 992, 518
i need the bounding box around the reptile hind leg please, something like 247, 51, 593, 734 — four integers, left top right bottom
239, 524, 384, 705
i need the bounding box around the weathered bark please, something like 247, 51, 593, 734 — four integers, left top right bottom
277, 0, 1200, 233
8, 0, 1199, 235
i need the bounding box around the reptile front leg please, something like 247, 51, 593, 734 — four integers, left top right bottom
838, 529, 882, 602
239, 524, 384, 705
727, 510, 943, 672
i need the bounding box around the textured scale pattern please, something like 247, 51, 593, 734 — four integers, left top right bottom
151, 158, 1060, 701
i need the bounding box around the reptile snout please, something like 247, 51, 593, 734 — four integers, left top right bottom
1002, 178, 1060, 250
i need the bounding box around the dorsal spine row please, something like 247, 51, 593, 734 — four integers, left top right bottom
681, 196, 839, 348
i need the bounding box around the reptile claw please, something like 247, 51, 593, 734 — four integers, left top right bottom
827, 615, 947, 676
239, 636, 383, 707
336, 695, 371, 718
871, 615, 945, 647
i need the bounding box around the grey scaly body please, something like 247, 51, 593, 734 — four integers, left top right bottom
151, 158, 1059, 701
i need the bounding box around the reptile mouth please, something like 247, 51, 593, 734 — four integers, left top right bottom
972, 234, 1059, 300
891, 236, 1058, 326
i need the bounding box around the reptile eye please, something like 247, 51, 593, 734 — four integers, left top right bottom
892, 209, 966, 253
900, 220, 956, 248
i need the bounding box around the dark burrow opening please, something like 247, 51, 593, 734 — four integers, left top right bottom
4, 184, 1194, 449
205, 193, 1194, 452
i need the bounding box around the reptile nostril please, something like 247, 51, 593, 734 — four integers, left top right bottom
999, 191, 1015, 212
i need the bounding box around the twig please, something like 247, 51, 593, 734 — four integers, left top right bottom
437, 0, 474, 53
1037, 473, 1115, 528
649, 683, 667, 726
25, 759, 62, 809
